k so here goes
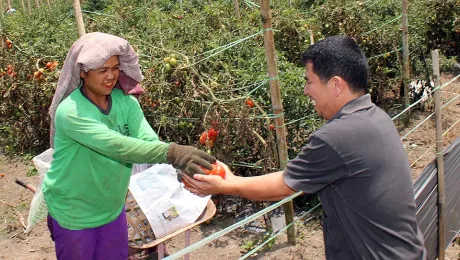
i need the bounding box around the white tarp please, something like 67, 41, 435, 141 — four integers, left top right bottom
128, 164, 210, 238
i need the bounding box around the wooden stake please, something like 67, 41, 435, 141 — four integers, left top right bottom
73, 0, 86, 37
259, 0, 296, 246
0, 0, 3, 20
308, 29, 314, 45
27, 0, 31, 15
35, 0, 39, 8
234, 0, 240, 20
21, 0, 25, 13
401, 0, 410, 125
0, 0, 5, 20
432, 49, 445, 260
46, 0, 50, 9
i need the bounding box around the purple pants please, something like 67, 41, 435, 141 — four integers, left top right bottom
47, 210, 128, 260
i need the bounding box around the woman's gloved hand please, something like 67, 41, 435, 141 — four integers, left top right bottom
167, 143, 216, 177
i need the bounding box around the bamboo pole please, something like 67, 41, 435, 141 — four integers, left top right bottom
35, 0, 39, 8
0, 0, 3, 20
401, 0, 410, 126
6, 0, 11, 9
234, 0, 240, 20
73, 0, 86, 37
432, 49, 445, 260
27, 0, 31, 15
21, 0, 25, 13
259, 0, 296, 246
308, 29, 314, 45
46, 0, 50, 9
179, 0, 182, 9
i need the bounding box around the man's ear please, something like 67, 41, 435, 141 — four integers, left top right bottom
80, 71, 85, 78
332, 76, 345, 97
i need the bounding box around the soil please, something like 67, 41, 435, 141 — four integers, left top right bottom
0, 75, 459, 260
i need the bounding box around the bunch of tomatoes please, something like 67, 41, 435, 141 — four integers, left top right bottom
5, 39, 13, 50
199, 127, 218, 149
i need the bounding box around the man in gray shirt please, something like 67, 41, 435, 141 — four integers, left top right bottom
184, 36, 425, 259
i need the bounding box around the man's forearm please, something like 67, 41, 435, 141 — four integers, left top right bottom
221, 171, 296, 201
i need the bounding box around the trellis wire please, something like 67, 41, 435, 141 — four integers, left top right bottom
163, 191, 303, 259
239, 203, 322, 260
400, 94, 460, 141
392, 74, 460, 121
409, 113, 460, 168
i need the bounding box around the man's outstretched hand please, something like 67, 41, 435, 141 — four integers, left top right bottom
183, 161, 236, 197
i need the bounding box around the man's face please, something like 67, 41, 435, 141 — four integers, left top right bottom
80, 56, 120, 97
303, 62, 335, 120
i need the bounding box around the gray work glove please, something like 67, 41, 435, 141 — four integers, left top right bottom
167, 143, 216, 177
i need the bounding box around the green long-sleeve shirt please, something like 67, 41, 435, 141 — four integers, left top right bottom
42, 87, 170, 230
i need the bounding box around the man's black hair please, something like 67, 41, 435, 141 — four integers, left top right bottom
301, 36, 369, 93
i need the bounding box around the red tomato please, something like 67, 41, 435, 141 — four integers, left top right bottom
46, 62, 53, 69
199, 132, 208, 145
182, 162, 226, 187
183, 178, 191, 188
206, 139, 214, 149
5, 39, 12, 45
200, 162, 226, 178
245, 98, 255, 108
208, 127, 218, 141
175, 81, 181, 86
7, 65, 13, 70
269, 124, 275, 131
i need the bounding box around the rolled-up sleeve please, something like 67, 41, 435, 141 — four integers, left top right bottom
283, 135, 348, 194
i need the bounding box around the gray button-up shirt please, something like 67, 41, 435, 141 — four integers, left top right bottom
284, 94, 425, 259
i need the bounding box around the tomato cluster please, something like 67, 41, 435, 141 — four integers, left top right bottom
1, 64, 17, 78
5, 39, 13, 49
199, 127, 219, 148
46, 61, 59, 71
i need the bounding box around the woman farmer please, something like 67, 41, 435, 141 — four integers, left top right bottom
43, 32, 216, 259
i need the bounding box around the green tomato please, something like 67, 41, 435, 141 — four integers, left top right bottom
169, 58, 177, 67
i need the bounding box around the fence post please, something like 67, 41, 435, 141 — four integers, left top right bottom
308, 29, 314, 45
432, 49, 445, 260
27, 0, 31, 15
234, 0, 240, 20
73, 0, 86, 37
259, 0, 296, 246
401, 0, 410, 125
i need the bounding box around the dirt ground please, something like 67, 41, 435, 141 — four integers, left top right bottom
0, 75, 459, 260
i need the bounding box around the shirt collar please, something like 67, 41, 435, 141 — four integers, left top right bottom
328, 94, 374, 122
